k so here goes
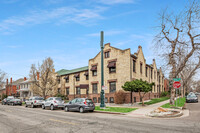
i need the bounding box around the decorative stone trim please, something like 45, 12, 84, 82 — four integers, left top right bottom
107, 79, 117, 83
107, 58, 117, 63
91, 81, 99, 84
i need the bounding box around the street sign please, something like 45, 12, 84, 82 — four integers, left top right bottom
173, 78, 181, 81
102, 86, 107, 90
173, 81, 181, 88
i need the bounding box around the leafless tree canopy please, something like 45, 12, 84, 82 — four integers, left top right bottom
0, 69, 6, 89
29, 57, 58, 99
155, 0, 200, 104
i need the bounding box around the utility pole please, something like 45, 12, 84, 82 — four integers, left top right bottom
100, 31, 105, 108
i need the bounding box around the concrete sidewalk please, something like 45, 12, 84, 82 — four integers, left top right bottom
127, 99, 170, 117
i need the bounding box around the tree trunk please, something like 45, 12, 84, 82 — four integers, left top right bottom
170, 66, 176, 105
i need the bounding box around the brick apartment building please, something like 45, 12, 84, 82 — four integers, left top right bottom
56, 44, 165, 103
6, 78, 24, 97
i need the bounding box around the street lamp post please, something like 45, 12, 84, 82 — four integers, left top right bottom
100, 31, 105, 108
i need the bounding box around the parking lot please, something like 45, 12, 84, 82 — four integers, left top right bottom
0, 96, 200, 133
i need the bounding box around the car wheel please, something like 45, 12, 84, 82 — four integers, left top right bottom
79, 107, 84, 113
65, 106, 69, 112
89, 110, 94, 112
31, 103, 34, 108
50, 105, 54, 111
25, 104, 28, 107
42, 104, 45, 109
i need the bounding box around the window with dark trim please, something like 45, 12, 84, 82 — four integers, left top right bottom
108, 61, 116, 73
145, 66, 148, 77
76, 77, 80, 81
76, 87, 80, 94
109, 67, 116, 73
110, 97, 114, 103
151, 69, 153, 79
109, 82, 116, 93
65, 78, 69, 83
133, 60, 136, 72
140, 63, 143, 74
92, 83, 98, 94
86, 75, 89, 80
93, 97, 97, 103
105, 97, 108, 103
98, 97, 101, 103
58, 88, 61, 93
105, 51, 110, 58
66, 88, 69, 95
92, 71, 97, 76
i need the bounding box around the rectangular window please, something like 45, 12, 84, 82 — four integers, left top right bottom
58, 88, 61, 94
65, 78, 69, 83
57, 79, 60, 84
105, 97, 108, 103
109, 82, 116, 93
140, 63, 143, 74
109, 67, 116, 73
151, 69, 153, 79
98, 97, 101, 103
76, 77, 80, 81
93, 97, 97, 103
105, 51, 110, 58
66, 88, 69, 95
92, 83, 98, 94
133, 60, 136, 72
76, 87, 80, 94
110, 97, 114, 103
145, 67, 148, 77
92, 70, 97, 76
86, 75, 89, 80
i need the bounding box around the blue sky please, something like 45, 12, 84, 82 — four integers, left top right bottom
0, 0, 187, 80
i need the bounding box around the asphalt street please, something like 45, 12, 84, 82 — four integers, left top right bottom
0, 97, 199, 133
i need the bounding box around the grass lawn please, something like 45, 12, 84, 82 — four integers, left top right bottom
161, 97, 186, 108
141, 97, 170, 105
95, 106, 137, 113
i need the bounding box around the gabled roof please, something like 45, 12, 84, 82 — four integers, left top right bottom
58, 66, 88, 76
9, 78, 24, 85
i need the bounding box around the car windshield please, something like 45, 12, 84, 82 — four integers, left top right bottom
187, 95, 196, 98
55, 98, 62, 101
35, 97, 44, 100
86, 99, 93, 103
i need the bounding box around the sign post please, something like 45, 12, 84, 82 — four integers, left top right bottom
173, 81, 181, 107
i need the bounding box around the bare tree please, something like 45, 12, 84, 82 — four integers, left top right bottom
155, 0, 200, 104
0, 69, 6, 89
29, 57, 58, 99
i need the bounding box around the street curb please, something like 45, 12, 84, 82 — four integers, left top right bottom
94, 111, 126, 115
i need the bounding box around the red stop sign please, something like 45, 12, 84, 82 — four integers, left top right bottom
173, 81, 181, 88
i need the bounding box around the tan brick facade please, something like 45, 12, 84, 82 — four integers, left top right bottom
57, 43, 165, 103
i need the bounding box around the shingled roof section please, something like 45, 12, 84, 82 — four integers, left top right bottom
57, 66, 88, 76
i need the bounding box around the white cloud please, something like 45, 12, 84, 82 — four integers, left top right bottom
0, 6, 106, 34
98, 0, 136, 5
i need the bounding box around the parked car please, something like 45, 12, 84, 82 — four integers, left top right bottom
1, 96, 14, 105
7, 98, 22, 106
25, 96, 44, 108
64, 98, 95, 113
186, 94, 198, 103
42, 97, 64, 110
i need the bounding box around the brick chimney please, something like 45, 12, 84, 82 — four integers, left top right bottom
138, 45, 142, 49
24, 77, 27, 81
6, 79, 8, 85
52, 69, 55, 73
37, 72, 40, 80
10, 78, 12, 84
